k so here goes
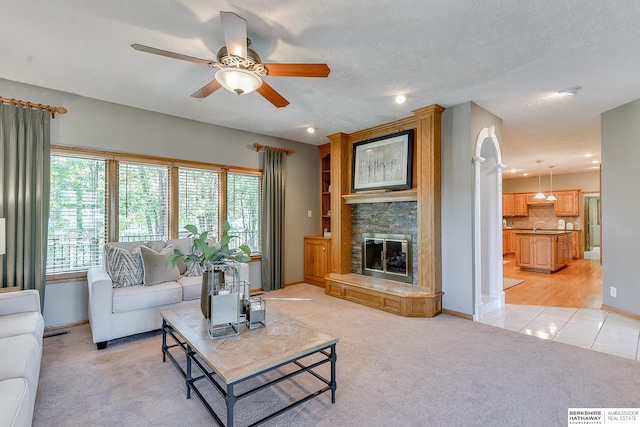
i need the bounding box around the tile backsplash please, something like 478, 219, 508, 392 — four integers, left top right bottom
505, 204, 580, 230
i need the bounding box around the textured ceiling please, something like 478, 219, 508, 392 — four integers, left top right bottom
2, 1, 640, 177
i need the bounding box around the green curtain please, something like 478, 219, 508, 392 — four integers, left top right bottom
261, 149, 285, 291
0, 103, 51, 308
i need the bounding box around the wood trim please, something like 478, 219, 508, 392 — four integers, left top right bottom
46, 271, 88, 283
342, 189, 417, 204
413, 105, 445, 294
168, 167, 179, 238
51, 145, 261, 175
348, 116, 417, 143
219, 169, 228, 237
328, 132, 352, 274
442, 308, 473, 320
107, 159, 119, 242
600, 304, 640, 322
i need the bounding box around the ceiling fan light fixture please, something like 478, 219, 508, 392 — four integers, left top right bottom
215, 68, 262, 95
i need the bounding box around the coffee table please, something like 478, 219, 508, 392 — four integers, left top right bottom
160, 305, 338, 427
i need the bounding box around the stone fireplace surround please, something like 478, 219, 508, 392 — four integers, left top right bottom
351, 202, 418, 285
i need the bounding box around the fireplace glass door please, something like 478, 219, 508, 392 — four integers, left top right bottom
362, 233, 412, 283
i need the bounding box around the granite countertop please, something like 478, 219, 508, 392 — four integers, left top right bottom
504, 227, 581, 231
513, 230, 573, 235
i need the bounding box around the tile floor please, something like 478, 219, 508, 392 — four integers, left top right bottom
480, 304, 640, 361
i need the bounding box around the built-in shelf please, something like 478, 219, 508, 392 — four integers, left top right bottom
342, 189, 418, 204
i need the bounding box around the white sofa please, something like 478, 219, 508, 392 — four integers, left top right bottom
87, 239, 249, 349
0, 290, 44, 427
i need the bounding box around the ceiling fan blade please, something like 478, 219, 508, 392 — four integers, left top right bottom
262, 63, 331, 78
190, 80, 223, 98
220, 11, 247, 59
256, 82, 290, 108
131, 44, 216, 67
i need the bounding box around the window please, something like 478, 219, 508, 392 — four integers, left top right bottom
47, 155, 106, 273
178, 167, 220, 237
46, 148, 262, 276
118, 162, 169, 242
227, 172, 261, 253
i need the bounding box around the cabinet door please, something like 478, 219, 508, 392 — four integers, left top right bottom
554, 190, 579, 216
509, 230, 517, 254
304, 238, 330, 287
503, 231, 509, 255
502, 194, 515, 217
531, 236, 553, 269
515, 235, 533, 267
513, 194, 529, 216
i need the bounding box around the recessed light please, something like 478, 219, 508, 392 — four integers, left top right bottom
307, 127, 316, 134
395, 95, 406, 104
592, 160, 600, 164
523, 173, 529, 176
584, 153, 593, 158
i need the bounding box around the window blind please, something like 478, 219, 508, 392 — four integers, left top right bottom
47, 155, 106, 272
178, 167, 220, 237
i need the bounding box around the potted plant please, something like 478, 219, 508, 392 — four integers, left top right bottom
167, 220, 252, 319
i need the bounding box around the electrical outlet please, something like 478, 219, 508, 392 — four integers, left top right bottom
307, 210, 312, 218
610, 286, 617, 298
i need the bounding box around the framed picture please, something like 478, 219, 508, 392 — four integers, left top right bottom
352, 129, 414, 192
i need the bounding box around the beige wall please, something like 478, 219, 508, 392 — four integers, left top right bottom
503, 171, 600, 193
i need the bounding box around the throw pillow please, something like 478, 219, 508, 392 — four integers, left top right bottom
104, 244, 145, 288
139, 244, 181, 286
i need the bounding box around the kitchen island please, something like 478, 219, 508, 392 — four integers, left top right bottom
515, 231, 573, 273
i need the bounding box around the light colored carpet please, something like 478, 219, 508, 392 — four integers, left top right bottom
34, 284, 640, 427
503, 277, 524, 290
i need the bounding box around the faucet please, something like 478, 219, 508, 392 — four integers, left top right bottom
533, 221, 546, 233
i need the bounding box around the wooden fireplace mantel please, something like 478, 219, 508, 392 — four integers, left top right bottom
342, 189, 417, 204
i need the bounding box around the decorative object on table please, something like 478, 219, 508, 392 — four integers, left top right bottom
352, 129, 414, 192
167, 220, 252, 320
246, 296, 266, 329
207, 275, 245, 339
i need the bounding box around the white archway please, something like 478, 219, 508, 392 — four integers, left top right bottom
472, 126, 505, 321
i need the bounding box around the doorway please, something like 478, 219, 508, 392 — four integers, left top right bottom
583, 193, 600, 259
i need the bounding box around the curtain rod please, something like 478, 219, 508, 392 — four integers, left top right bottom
0, 96, 68, 118
253, 143, 294, 155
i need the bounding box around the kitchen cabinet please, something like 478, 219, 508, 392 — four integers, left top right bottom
525, 192, 554, 205
554, 190, 580, 216
515, 231, 572, 273
571, 230, 584, 259
514, 194, 528, 216
502, 193, 528, 217
503, 231, 509, 255
503, 194, 515, 217
304, 236, 331, 287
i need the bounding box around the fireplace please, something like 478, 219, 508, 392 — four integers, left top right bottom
362, 233, 413, 284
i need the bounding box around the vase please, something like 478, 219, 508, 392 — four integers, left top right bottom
201, 269, 225, 319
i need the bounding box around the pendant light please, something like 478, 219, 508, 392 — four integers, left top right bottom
534, 160, 546, 199
546, 166, 557, 201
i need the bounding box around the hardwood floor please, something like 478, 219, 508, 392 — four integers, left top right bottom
503, 253, 603, 309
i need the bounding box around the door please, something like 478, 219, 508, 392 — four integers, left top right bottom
583, 194, 600, 251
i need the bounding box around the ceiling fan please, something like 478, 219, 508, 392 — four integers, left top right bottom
131, 11, 330, 108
